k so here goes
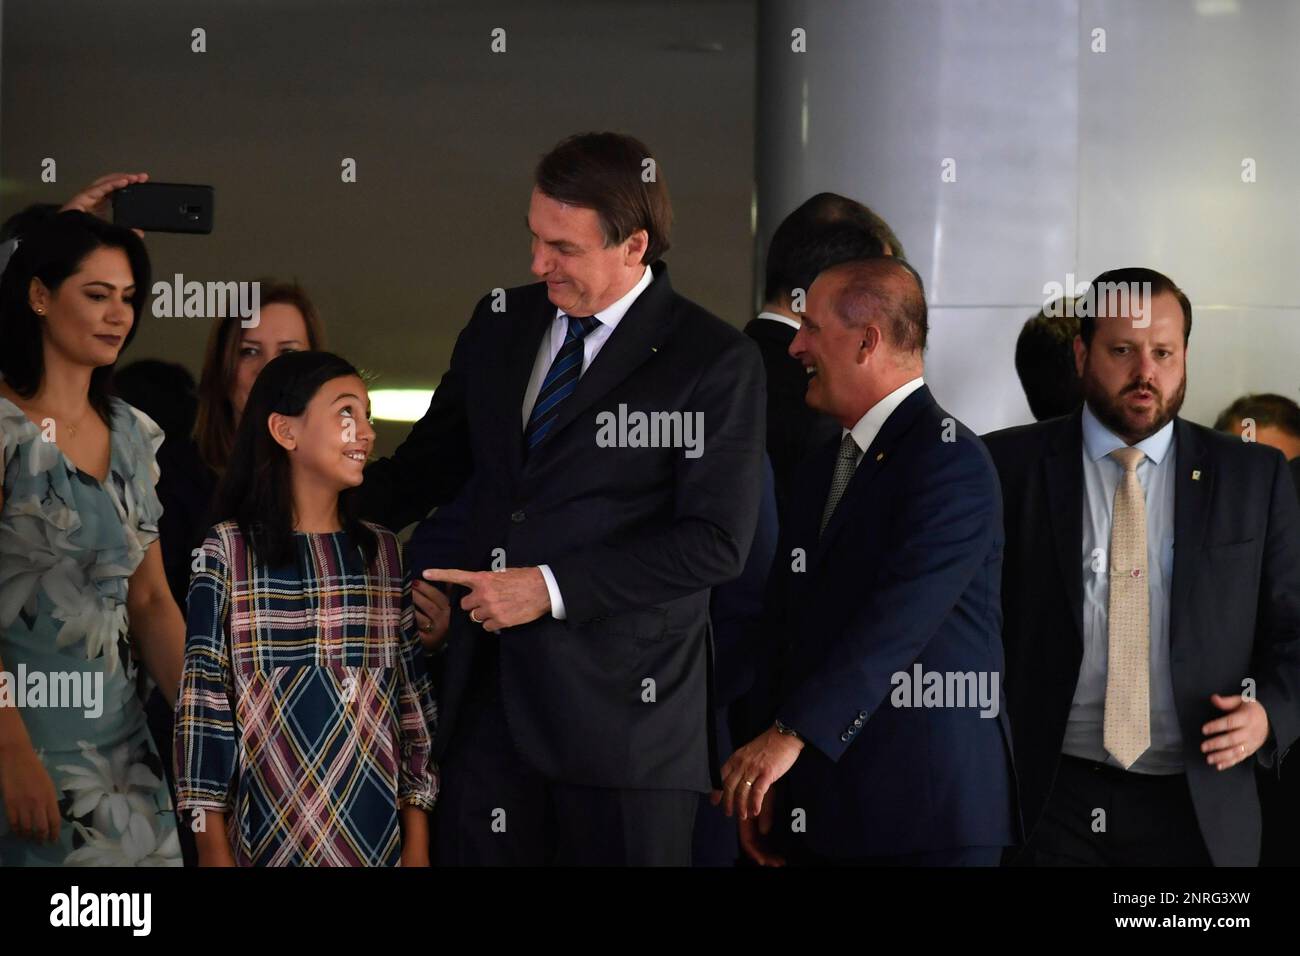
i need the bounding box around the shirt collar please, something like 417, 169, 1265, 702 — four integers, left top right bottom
756, 310, 801, 331
557, 264, 652, 328
1081, 401, 1175, 465
845, 376, 926, 455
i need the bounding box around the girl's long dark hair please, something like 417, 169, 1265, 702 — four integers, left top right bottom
212, 350, 377, 568
0, 210, 151, 426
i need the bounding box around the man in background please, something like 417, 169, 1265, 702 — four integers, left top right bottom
745, 193, 903, 518
1215, 391, 1300, 865
1015, 298, 1083, 421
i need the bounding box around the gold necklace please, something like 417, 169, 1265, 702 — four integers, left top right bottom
28, 400, 92, 439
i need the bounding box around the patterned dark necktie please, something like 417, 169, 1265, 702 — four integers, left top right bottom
524, 313, 602, 450
819, 432, 861, 535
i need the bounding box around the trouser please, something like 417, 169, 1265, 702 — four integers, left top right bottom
433, 638, 698, 866
1018, 754, 1213, 866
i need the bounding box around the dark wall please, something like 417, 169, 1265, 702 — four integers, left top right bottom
1, 0, 756, 454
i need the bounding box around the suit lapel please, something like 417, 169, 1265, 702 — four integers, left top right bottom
1168, 418, 1211, 657
528, 261, 680, 461
814, 385, 934, 566
1044, 410, 1086, 654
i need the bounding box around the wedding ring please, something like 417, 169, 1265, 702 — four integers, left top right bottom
744, 780, 753, 787
470, 609, 482, 624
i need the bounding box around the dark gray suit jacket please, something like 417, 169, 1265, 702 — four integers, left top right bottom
984, 410, 1300, 865
359, 261, 766, 792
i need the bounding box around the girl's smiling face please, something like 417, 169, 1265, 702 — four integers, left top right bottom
271, 374, 375, 492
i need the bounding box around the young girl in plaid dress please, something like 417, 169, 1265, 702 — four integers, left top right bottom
174, 351, 437, 866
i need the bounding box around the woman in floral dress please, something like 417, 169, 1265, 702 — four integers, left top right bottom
0, 210, 183, 866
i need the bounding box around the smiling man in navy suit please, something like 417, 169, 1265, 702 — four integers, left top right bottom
717, 256, 1017, 865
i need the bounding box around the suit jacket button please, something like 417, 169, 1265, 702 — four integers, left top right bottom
511, 510, 526, 523
857, 710, 867, 719
853, 718, 863, 727
840, 732, 850, 742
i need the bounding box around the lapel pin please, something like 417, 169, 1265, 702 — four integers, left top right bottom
651, 347, 658, 353
1192, 470, 1201, 481
876, 452, 885, 462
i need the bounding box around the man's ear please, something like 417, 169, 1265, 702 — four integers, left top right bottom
856, 325, 880, 365
1073, 334, 1087, 378
624, 229, 649, 266
268, 412, 297, 452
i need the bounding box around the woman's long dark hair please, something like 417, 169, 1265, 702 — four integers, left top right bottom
0, 210, 151, 426
212, 350, 377, 568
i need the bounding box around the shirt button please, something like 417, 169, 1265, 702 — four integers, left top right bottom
511, 510, 526, 523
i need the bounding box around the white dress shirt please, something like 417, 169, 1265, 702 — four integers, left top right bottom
522, 264, 653, 619
755, 309, 801, 331
841, 376, 927, 464
1061, 403, 1182, 773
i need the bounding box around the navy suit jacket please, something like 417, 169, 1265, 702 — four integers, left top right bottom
766, 385, 1018, 858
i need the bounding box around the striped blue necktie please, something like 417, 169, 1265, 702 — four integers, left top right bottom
524, 313, 602, 450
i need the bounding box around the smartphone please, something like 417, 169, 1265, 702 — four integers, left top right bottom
112, 182, 214, 234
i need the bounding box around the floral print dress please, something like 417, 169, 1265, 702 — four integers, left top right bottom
0, 391, 181, 866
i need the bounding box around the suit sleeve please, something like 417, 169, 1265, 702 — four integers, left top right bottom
1251, 448, 1300, 762
777, 437, 1002, 762
709, 455, 780, 707
546, 335, 767, 624
355, 300, 483, 532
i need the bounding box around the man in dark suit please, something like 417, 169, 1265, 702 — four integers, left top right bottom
984, 267, 1300, 866
746, 193, 903, 520
356, 132, 765, 865
718, 256, 1016, 866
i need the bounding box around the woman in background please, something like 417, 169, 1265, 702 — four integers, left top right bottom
193, 281, 325, 476
0, 211, 183, 866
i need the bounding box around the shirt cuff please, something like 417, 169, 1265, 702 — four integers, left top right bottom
538, 564, 566, 620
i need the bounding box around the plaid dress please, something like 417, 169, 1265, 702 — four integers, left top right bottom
174, 520, 437, 866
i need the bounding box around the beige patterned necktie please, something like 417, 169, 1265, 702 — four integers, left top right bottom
1103, 446, 1150, 769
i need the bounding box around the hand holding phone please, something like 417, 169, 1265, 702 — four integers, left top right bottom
112, 182, 214, 234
